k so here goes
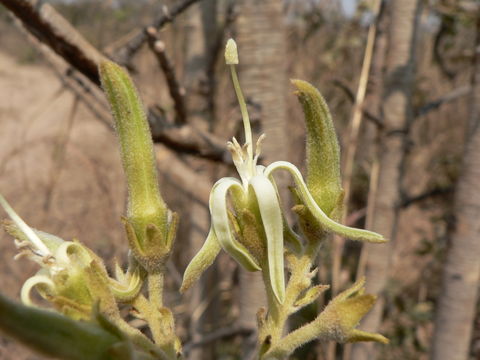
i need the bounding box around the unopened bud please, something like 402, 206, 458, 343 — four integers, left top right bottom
225, 38, 239, 65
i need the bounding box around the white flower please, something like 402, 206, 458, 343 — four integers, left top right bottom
181, 40, 385, 304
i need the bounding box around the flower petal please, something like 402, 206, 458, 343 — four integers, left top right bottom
249, 175, 285, 303
268, 175, 303, 253
210, 178, 261, 271
21, 274, 56, 306
109, 267, 143, 302
180, 227, 221, 293
265, 162, 386, 243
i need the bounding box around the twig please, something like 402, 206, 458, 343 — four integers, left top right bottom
3, 0, 232, 163
415, 86, 470, 117
399, 186, 453, 208
113, 0, 203, 66
335, 79, 470, 120
150, 121, 231, 163
331, 78, 383, 128
183, 326, 253, 354
204, 1, 237, 126
146, 27, 187, 125
0, 0, 106, 85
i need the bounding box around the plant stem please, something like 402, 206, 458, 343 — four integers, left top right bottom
149, 271, 164, 310
259, 242, 321, 359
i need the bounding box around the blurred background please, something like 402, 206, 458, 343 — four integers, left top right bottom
0, 0, 478, 359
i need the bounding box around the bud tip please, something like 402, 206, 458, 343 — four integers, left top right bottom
225, 38, 239, 65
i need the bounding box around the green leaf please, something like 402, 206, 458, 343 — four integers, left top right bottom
0, 293, 123, 360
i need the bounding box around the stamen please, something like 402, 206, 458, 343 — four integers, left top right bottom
253, 134, 266, 166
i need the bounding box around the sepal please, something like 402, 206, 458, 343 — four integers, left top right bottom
122, 213, 177, 272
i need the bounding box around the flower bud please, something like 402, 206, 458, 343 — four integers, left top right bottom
291, 80, 343, 218
225, 38, 239, 65
99, 61, 169, 249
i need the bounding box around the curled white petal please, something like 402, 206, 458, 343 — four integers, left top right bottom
55, 241, 91, 268
265, 161, 386, 243
249, 175, 285, 303
210, 178, 261, 271
109, 267, 143, 301
0, 194, 51, 256
181, 227, 222, 292
21, 274, 55, 306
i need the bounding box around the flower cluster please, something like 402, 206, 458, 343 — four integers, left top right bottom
181, 39, 385, 305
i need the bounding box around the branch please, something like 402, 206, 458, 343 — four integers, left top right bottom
334, 78, 471, 123
113, 0, 203, 66
2, 0, 231, 163
150, 120, 231, 163
0, 0, 106, 86
331, 78, 384, 128
414, 86, 470, 117
146, 27, 187, 125
400, 186, 453, 208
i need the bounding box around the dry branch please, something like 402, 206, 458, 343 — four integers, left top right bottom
399, 187, 453, 208
113, 0, 203, 66
415, 86, 470, 117
332, 78, 383, 128
151, 122, 230, 163
1, 0, 231, 163
0, 0, 106, 85
146, 27, 187, 125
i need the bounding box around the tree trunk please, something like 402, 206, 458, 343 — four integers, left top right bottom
351, 0, 420, 359
236, 0, 288, 356
430, 13, 480, 360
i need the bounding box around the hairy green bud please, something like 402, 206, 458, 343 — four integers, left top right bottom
291, 80, 343, 218
99, 61, 168, 247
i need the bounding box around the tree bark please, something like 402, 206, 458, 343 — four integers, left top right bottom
430, 12, 480, 360
350, 0, 420, 359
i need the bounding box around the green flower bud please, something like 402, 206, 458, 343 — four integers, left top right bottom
99, 61, 169, 249
291, 79, 343, 218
